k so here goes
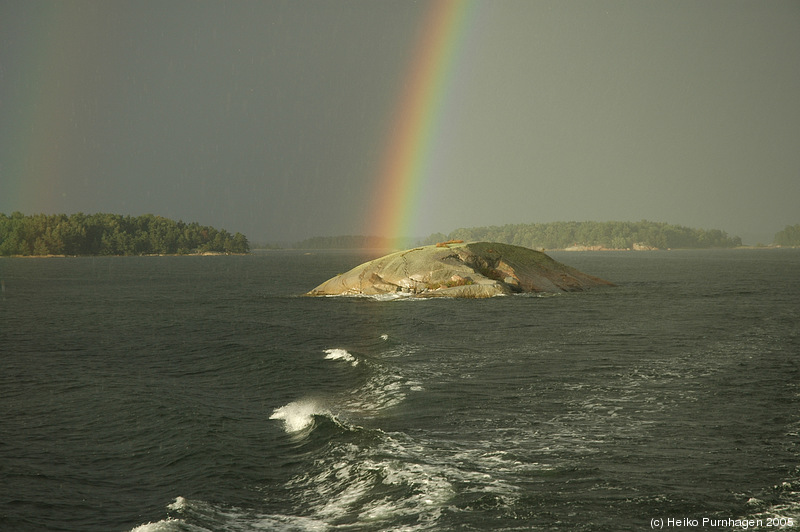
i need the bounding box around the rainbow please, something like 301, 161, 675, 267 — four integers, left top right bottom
1, 4, 100, 215
366, 0, 477, 245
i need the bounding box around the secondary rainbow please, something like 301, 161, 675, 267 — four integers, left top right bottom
1, 4, 100, 214
366, 0, 476, 244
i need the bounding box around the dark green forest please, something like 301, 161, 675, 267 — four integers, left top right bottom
773, 224, 800, 247
424, 221, 741, 250
289, 221, 745, 250
0, 212, 249, 256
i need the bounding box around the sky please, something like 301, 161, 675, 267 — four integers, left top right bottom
1, 1, 798, 245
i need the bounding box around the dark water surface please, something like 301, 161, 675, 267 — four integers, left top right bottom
1, 249, 798, 531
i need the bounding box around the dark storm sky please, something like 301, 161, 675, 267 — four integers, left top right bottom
1, 1, 798, 244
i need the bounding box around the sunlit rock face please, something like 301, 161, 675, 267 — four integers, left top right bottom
305, 241, 614, 299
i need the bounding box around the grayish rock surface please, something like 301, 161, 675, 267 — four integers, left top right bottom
305, 241, 614, 298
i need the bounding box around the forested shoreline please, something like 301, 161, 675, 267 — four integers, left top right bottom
425, 220, 742, 250
0, 213, 249, 256
774, 224, 800, 247
294, 221, 744, 250
6, 215, 795, 255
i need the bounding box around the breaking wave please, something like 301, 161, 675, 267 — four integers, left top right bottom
269, 398, 330, 434
271, 344, 421, 436
132, 496, 329, 532
323, 348, 358, 366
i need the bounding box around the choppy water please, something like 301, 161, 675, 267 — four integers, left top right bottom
1, 249, 798, 531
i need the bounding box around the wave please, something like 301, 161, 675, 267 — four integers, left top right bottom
129, 498, 211, 531
739, 463, 800, 530
129, 518, 192, 532
137, 336, 630, 532
269, 349, 364, 435
323, 348, 358, 366
269, 398, 333, 434
272, 427, 455, 529
271, 424, 553, 531
131, 496, 330, 532
263, 340, 559, 529
260, 342, 460, 529
271, 344, 422, 435
132, 434, 539, 531
130, 425, 569, 532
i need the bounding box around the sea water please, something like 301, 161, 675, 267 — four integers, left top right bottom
1, 249, 798, 531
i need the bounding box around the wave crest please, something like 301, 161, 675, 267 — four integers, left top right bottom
324, 348, 358, 366
269, 399, 328, 433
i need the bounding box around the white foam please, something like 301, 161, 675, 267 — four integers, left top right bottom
299, 451, 454, 526
341, 370, 409, 415
270, 399, 326, 433
137, 496, 329, 532
251, 514, 330, 531
324, 348, 358, 366
322, 292, 409, 301
129, 518, 186, 532
406, 380, 424, 392
167, 496, 187, 511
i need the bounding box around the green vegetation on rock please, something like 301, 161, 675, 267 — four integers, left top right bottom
0, 212, 249, 256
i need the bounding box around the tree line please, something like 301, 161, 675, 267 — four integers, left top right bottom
421, 220, 743, 250
289, 221, 745, 250
0, 212, 249, 256
773, 224, 800, 247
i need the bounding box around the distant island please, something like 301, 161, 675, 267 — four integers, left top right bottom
424, 221, 744, 250
0, 212, 249, 256
774, 224, 800, 247
306, 241, 614, 298
294, 221, 743, 250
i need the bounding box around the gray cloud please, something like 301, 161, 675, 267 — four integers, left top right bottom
1, 0, 797, 244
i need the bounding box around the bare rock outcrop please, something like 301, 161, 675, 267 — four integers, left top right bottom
305, 242, 613, 298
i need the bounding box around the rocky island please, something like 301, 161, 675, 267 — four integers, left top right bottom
305, 241, 614, 298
